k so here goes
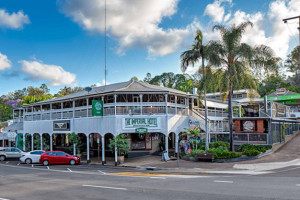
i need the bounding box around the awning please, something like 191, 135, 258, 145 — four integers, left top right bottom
3, 122, 23, 133
202, 100, 228, 109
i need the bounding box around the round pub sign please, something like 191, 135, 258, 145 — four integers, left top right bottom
135, 127, 148, 134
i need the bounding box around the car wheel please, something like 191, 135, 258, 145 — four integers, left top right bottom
42, 160, 49, 166
25, 158, 32, 164
0, 155, 5, 161
69, 159, 76, 165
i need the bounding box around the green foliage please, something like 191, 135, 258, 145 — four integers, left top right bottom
33, 134, 41, 150
211, 141, 229, 149
243, 149, 261, 156
108, 134, 130, 156
238, 144, 272, 156
68, 132, 83, 154
206, 146, 241, 159
190, 149, 205, 157
0, 99, 12, 122
184, 127, 205, 150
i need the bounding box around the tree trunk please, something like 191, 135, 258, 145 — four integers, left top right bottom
228, 79, 234, 151
202, 55, 209, 150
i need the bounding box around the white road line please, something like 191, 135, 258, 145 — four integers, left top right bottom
82, 184, 127, 191
296, 184, 300, 187
5, 162, 8, 164
214, 180, 233, 183
67, 168, 72, 172
47, 166, 50, 170
0, 197, 10, 200
17, 163, 20, 166
150, 177, 166, 179
31, 165, 34, 168
98, 170, 106, 175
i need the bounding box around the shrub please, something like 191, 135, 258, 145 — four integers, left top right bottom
190, 149, 205, 157
238, 144, 272, 153
243, 149, 261, 157
205, 146, 241, 159
211, 141, 229, 149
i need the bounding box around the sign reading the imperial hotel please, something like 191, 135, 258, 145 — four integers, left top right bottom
123, 118, 159, 129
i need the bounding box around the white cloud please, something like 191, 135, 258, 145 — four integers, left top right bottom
0, 9, 30, 29
0, 53, 12, 70
58, 0, 199, 56
19, 60, 77, 86
94, 80, 110, 87
204, 0, 232, 23
203, 0, 300, 59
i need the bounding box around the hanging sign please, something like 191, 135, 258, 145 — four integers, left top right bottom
135, 127, 148, 134
92, 100, 103, 116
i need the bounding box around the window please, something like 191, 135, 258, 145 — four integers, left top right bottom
5, 149, 11, 152
56, 152, 66, 156
46, 152, 56, 156
12, 148, 20, 152
31, 151, 44, 155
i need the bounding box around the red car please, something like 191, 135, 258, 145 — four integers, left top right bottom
39, 151, 80, 166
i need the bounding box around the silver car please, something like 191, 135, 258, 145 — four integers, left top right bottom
0, 147, 26, 161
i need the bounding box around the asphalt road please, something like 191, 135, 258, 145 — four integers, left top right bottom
0, 161, 300, 200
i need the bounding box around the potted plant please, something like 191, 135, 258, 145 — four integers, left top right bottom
108, 134, 130, 164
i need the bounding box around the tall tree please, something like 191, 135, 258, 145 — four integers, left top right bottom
206, 21, 274, 151
181, 30, 209, 150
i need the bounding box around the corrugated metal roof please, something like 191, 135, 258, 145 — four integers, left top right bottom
23, 80, 188, 106
3, 122, 23, 132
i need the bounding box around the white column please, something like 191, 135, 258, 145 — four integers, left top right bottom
86, 134, 90, 162
175, 134, 179, 153
175, 96, 177, 115
139, 94, 143, 115
102, 136, 105, 165
165, 94, 168, 115
40, 134, 43, 150
50, 134, 53, 151
165, 134, 168, 154
40, 105, 43, 120
13, 109, 15, 121
72, 101, 75, 118
114, 95, 117, 115
50, 104, 52, 120
86, 98, 89, 117
23, 133, 26, 151
114, 136, 118, 166
31, 134, 34, 151
61, 102, 63, 119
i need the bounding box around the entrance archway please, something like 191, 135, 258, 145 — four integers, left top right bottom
25, 133, 32, 152
42, 133, 50, 151
33, 133, 41, 150
88, 133, 102, 163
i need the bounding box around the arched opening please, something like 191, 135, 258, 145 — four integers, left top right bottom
168, 132, 176, 156
33, 133, 41, 150
25, 133, 32, 152
52, 133, 71, 154
88, 133, 102, 163
42, 133, 50, 151
104, 133, 114, 157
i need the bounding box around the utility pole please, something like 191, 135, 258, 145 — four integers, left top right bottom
283, 15, 300, 86
104, 0, 107, 86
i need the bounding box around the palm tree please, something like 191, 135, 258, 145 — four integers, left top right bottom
181, 30, 209, 150
206, 21, 274, 151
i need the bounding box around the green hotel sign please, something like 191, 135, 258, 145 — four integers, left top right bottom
92, 100, 103, 116
135, 127, 148, 134
124, 118, 158, 128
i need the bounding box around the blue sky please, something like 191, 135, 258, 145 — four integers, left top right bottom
0, 0, 299, 95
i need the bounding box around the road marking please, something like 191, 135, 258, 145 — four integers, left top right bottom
214, 180, 233, 183
47, 166, 50, 170
67, 168, 72, 172
82, 184, 127, 191
5, 162, 8, 164
150, 177, 166, 179
17, 163, 20, 166
31, 165, 34, 168
0, 197, 10, 200
296, 184, 300, 187
98, 170, 106, 175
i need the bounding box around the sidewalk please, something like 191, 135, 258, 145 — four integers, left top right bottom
88, 133, 300, 172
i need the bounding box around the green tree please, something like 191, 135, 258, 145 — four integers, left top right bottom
181, 29, 209, 150
108, 134, 130, 156
205, 21, 275, 151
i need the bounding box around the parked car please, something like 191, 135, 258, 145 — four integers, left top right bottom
20, 150, 45, 164
39, 151, 80, 166
0, 147, 26, 161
